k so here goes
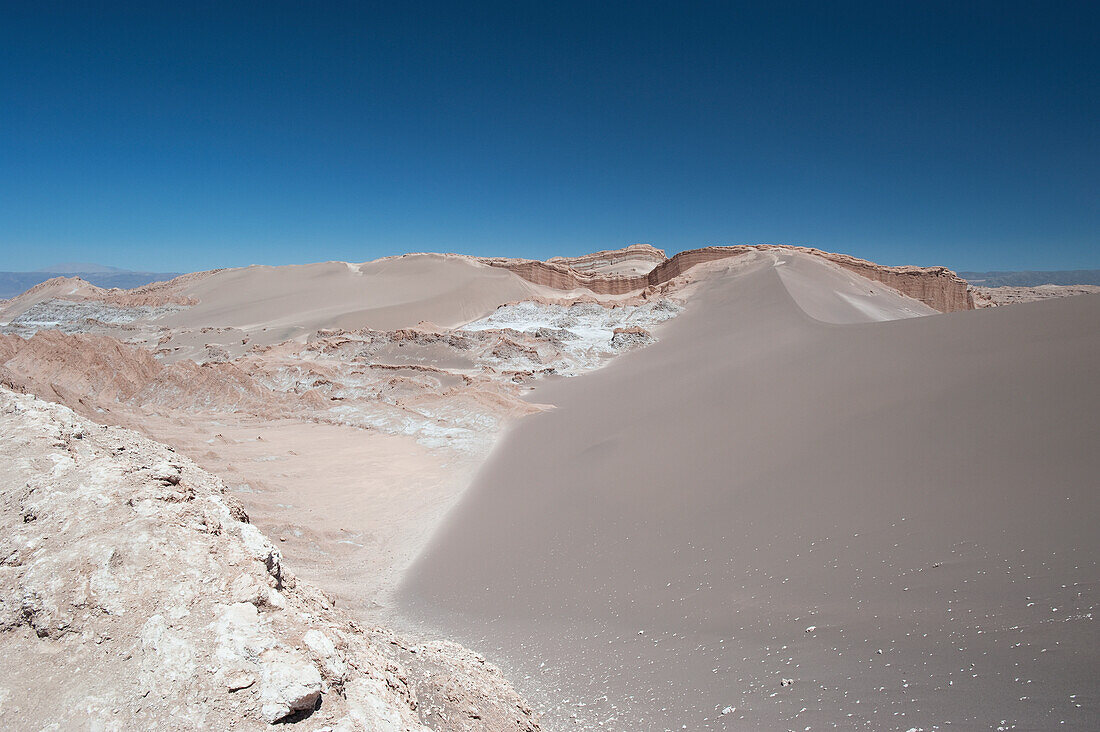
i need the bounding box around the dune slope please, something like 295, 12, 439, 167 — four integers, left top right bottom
400, 253, 1100, 729
160, 254, 539, 347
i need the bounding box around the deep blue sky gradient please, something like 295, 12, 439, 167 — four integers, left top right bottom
1, 1, 1096, 272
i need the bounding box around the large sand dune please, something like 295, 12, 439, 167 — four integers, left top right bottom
160, 254, 541, 347
401, 251, 1100, 729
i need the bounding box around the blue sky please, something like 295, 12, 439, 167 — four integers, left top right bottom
1, 1, 1096, 272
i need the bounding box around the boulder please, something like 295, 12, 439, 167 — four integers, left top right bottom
259, 649, 323, 723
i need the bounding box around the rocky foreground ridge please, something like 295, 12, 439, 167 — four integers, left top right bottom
0, 387, 539, 731
483, 244, 975, 312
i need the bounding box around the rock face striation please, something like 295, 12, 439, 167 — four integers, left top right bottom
483, 244, 974, 312
0, 388, 540, 731
546, 244, 669, 275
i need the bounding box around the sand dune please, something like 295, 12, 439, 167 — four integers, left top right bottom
401, 251, 1100, 729
770, 252, 936, 322
160, 254, 540, 347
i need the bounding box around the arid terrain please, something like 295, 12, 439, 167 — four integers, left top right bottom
1, 244, 1097, 730
971, 284, 1100, 308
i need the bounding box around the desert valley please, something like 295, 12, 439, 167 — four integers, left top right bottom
0, 244, 1096, 730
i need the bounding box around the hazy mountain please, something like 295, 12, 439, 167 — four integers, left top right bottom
0, 264, 180, 299
959, 269, 1100, 287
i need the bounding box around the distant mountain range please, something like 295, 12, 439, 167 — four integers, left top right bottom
0, 264, 181, 299
959, 270, 1100, 287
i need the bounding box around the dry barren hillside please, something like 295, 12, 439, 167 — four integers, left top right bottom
2, 244, 1094, 730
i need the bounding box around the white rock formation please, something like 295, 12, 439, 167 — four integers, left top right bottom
0, 387, 539, 731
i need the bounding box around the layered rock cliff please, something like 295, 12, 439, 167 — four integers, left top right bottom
546, 243, 668, 274
484, 245, 974, 313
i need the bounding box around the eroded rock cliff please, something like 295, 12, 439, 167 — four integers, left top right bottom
484, 245, 974, 312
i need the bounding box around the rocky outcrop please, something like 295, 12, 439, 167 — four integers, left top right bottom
546, 243, 667, 273
484, 245, 974, 312
0, 297, 680, 454
0, 270, 225, 329
0, 330, 279, 418
971, 284, 1100, 308
2, 275, 198, 312
0, 387, 540, 730
812, 249, 973, 313
610, 326, 654, 350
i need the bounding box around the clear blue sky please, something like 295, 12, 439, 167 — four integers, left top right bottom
1, 1, 1096, 272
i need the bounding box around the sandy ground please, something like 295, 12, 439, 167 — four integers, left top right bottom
134, 413, 476, 613
158, 254, 540, 355
400, 253, 1100, 730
